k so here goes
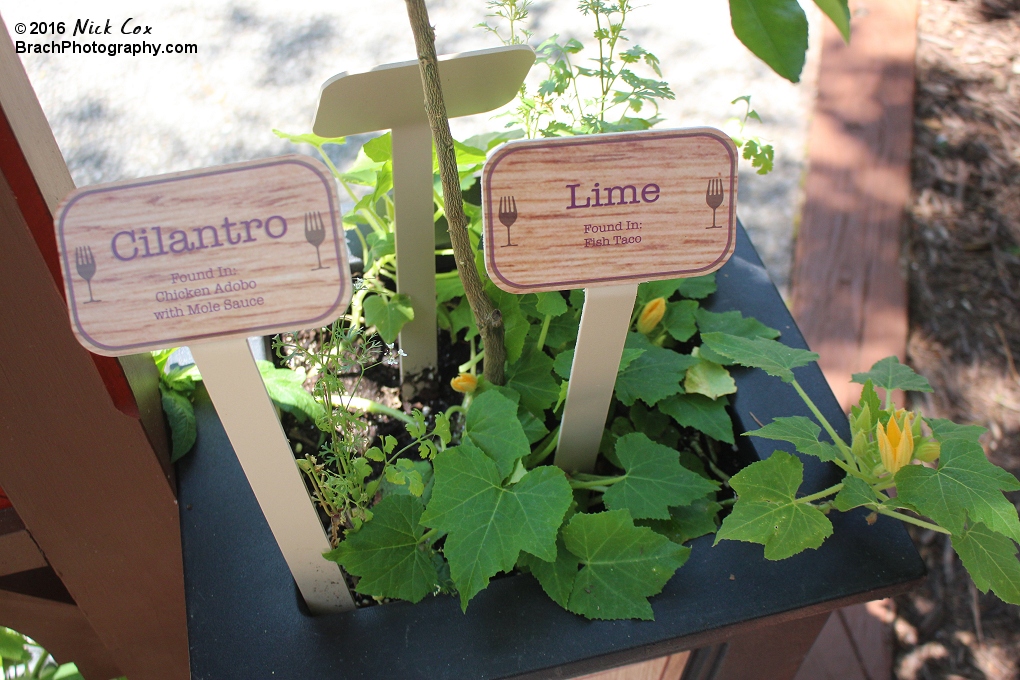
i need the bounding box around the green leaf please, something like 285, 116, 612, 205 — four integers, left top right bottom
813, 0, 851, 43
746, 416, 840, 462
695, 309, 780, 340
637, 279, 684, 304
604, 433, 719, 520
421, 449, 572, 610
465, 390, 532, 480
662, 300, 698, 342
562, 509, 690, 620
486, 284, 530, 365
518, 408, 550, 445
506, 347, 559, 417
256, 360, 325, 425
896, 419, 1020, 542
363, 293, 415, 345
851, 356, 933, 393
716, 451, 833, 559
833, 475, 878, 511
676, 274, 717, 299
658, 393, 735, 445
952, 522, 1020, 605
684, 354, 737, 400
160, 386, 196, 463
380, 459, 435, 504
363, 132, 392, 162
615, 334, 698, 406
728, 0, 809, 83
535, 291, 569, 317
325, 495, 438, 603
519, 536, 579, 608
700, 333, 818, 383
272, 128, 347, 148
436, 275, 465, 304
0, 627, 29, 663
639, 496, 722, 544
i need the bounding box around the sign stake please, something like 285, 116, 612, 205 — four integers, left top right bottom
54, 156, 356, 613
313, 46, 535, 389
481, 128, 740, 476
391, 120, 439, 388
555, 283, 638, 472
190, 338, 355, 613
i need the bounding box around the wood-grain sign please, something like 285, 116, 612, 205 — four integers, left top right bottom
482, 128, 738, 293
54, 155, 351, 356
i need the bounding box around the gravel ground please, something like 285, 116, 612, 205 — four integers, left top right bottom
3, 0, 823, 293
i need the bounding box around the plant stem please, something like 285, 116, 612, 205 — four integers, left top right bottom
795, 482, 843, 505
334, 395, 414, 424
459, 349, 485, 374
420, 528, 440, 544
536, 314, 552, 350
874, 506, 951, 534
791, 378, 854, 464
404, 0, 507, 385
569, 474, 626, 490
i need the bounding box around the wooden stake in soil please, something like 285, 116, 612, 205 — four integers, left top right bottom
53, 156, 356, 613
313, 46, 533, 391
404, 0, 509, 385
482, 129, 739, 472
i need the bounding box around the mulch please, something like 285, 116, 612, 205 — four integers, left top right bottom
896, 0, 1020, 677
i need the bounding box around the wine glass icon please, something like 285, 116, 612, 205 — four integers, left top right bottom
498, 196, 518, 247
706, 178, 725, 229
75, 245, 100, 303
304, 211, 329, 270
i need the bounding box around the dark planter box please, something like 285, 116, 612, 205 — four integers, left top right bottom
177, 223, 925, 679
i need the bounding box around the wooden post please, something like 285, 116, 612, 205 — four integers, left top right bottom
0, 14, 189, 678
313, 46, 535, 386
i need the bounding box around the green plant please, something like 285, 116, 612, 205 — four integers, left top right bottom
153, 346, 325, 462
152, 348, 202, 462
481, 0, 674, 137
0, 627, 101, 680
701, 340, 1020, 605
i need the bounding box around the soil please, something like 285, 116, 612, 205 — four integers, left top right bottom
896, 0, 1020, 677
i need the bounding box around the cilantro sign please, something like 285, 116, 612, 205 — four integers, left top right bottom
55, 155, 351, 356
54, 155, 356, 615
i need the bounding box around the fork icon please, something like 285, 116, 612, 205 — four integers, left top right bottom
304, 211, 329, 270
75, 245, 100, 303
706, 178, 725, 229
498, 196, 518, 247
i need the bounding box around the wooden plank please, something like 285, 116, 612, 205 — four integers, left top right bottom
0, 14, 139, 418
792, 612, 869, 680
0, 125, 189, 680
789, 0, 918, 409
0, 588, 121, 680
576, 652, 689, 680
55, 156, 350, 356
0, 532, 48, 578
482, 129, 738, 293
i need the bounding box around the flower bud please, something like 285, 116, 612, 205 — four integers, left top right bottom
914, 439, 941, 463
637, 297, 667, 334
450, 372, 478, 394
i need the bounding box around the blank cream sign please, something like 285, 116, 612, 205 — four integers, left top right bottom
55, 155, 351, 356
482, 128, 738, 294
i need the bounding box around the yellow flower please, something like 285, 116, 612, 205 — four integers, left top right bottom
637, 297, 666, 334
450, 373, 478, 394
877, 410, 914, 475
